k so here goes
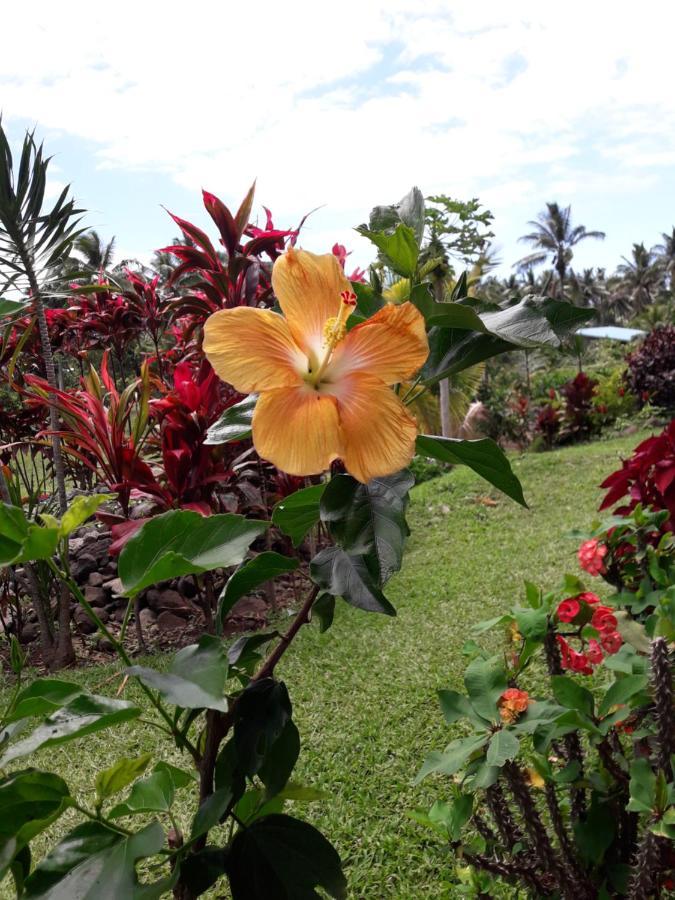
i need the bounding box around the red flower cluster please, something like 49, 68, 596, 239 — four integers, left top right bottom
498, 688, 531, 724
578, 538, 608, 576
556, 593, 622, 676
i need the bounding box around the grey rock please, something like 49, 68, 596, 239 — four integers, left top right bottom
102, 577, 124, 596
71, 553, 98, 582
146, 589, 191, 616
21, 622, 39, 642
73, 607, 97, 634
156, 611, 185, 632
138, 607, 157, 629
87, 572, 105, 587
84, 586, 107, 607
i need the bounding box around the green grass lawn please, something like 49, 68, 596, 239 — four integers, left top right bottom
0, 431, 649, 899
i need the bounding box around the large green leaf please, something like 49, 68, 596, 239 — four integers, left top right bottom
127, 635, 229, 711
551, 676, 595, 718
272, 483, 326, 548
204, 394, 256, 445
227, 813, 347, 900
218, 552, 299, 628
108, 764, 194, 819
320, 471, 413, 585
4, 679, 83, 724
310, 546, 396, 615
597, 674, 648, 718
118, 510, 267, 596
486, 730, 520, 768
0, 770, 72, 880
356, 223, 419, 278
463, 657, 507, 724
0, 695, 141, 766
415, 734, 489, 783
0, 298, 28, 319
22, 821, 167, 899
95, 754, 153, 803
412, 285, 485, 332
0, 503, 59, 566
415, 435, 526, 506
423, 295, 594, 383
58, 494, 114, 538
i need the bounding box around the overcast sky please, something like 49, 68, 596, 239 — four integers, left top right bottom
3, 1, 674, 275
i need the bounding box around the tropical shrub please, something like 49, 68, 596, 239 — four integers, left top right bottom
626, 326, 675, 410
415, 500, 674, 897
600, 420, 675, 531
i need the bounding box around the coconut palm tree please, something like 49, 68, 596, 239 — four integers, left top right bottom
653, 227, 675, 291
516, 202, 605, 294
73, 229, 116, 274
615, 243, 661, 315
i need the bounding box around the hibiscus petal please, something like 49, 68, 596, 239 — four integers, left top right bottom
272, 248, 351, 356
330, 302, 429, 385
332, 373, 418, 483
203, 307, 304, 393
253, 386, 341, 476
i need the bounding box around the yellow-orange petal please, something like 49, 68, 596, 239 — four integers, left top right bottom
332, 373, 418, 483
252, 386, 341, 476
271, 248, 352, 358
203, 307, 305, 393
330, 301, 429, 385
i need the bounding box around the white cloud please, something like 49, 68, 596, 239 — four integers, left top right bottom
2, 0, 675, 269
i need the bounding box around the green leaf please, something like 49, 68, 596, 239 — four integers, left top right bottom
0, 298, 28, 319
463, 657, 507, 724
118, 510, 267, 596
127, 635, 229, 711
598, 674, 648, 718
204, 394, 256, 444
258, 719, 301, 798
437, 690, 489, 729
108, 764, 194, 819
0, 503, 59, 566
411, 286, 486, 331
234, 679, 292, 779
320, 470, 413, 584
0, 770, 72, 880
227, 813, 347, 899
227, 632, 277, 674
4, 679, 83, 724
486, 730, 520, 768
22, 821, 166, 899
95, 754, 152, 803
190, 788, 232, 840
415, 734, 489, 783
0, 695, 141, 766
218, 552, 299, 628
615, 611, 651, 653
429, 794, 474, 841
514, 606, 549, 640
272, 483, 326, 548
551, 676, 595, 718
573, 797, 615, 864
310, 546, 396, 615
176, 848, 228, 896
628, 758, 656, 813
356, 223, 419, 278
415, 435, 526, 507
312, 593, 335, 633
58, 494, 114, 538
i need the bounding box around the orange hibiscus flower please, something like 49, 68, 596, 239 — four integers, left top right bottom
203, 248, 429, 482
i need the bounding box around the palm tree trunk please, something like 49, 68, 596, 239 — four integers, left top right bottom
439, 379, 451, 437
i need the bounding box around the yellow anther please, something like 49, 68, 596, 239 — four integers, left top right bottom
323, 316, 347, 348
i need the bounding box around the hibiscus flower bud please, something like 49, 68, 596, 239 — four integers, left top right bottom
557, 597, 581, 623
498, 688, 532, 724
591, 605, 618, 634
600, 630, 622, 655
578, 538, 608, 577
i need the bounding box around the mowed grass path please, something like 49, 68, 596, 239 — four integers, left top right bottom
0, 432, 649, 899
